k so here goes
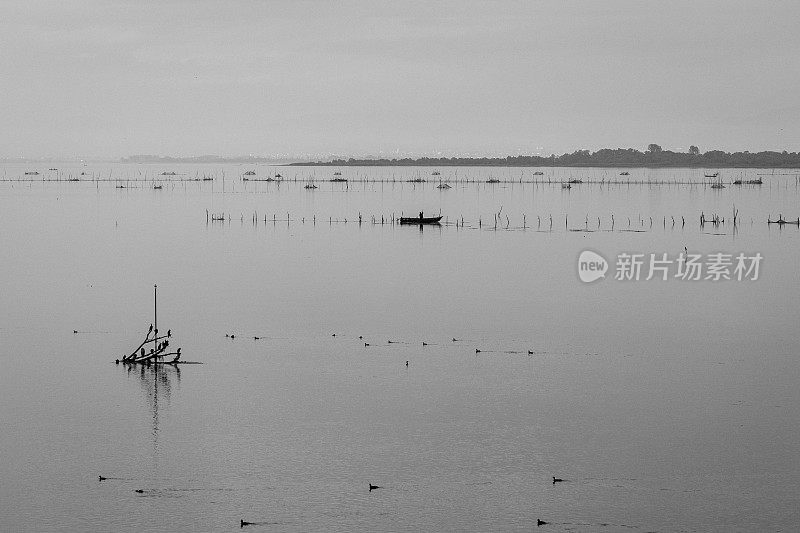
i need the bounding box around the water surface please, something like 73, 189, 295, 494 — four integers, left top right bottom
1, 164, 799, 532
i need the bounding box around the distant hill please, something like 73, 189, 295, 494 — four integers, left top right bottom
291, 148, 800, 168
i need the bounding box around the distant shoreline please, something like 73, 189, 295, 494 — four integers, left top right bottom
290, 149, 800, 169
3, 148, 800, 169
289, 162, 800, 169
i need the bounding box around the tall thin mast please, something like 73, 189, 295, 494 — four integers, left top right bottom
154, 284, 158, 336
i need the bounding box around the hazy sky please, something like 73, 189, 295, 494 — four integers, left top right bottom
2, 1, 799, 158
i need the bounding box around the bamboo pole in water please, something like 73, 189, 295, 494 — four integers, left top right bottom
154, 284, 158, 338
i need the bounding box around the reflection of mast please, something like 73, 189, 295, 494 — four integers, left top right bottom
132, 363, 180, 461
151, 365, 159, 458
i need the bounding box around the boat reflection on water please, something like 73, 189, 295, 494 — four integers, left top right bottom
416, 222, 443, 234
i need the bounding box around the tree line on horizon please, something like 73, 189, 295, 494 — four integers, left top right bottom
295, 145, 800, 168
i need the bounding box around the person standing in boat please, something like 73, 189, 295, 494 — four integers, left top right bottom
419, 211, 423, 220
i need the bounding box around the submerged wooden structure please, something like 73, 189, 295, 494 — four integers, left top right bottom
117, 285, 187, 365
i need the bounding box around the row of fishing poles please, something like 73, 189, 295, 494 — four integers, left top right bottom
205, 208, 795, 232
5, 171, 800, 189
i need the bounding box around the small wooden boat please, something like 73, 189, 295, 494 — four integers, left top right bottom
533, 171, 544, 176
486, 178, 500, 183
620, 171, 630, 176
704, 172, 719, 178
399, 215, 443, 225
436, 183, 451, 189
567, 178, 583, 184
768, 215, 800, 225
304, 183, 317, 189
407, 178, 426, 183
330, 177, 347, 182
243, 170, 256, 176
153, 184, 163, 190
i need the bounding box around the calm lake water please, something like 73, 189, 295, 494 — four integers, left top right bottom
1, 164, 799, 532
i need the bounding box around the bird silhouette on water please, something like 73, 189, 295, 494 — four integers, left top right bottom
537, 519, 548, 526
240, 520, 251, 528
552, 476, 563, 484
405, 361, 409, 367
98, 475, 106, 481
134, 489, 144, 494
369, 483, 380, 491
